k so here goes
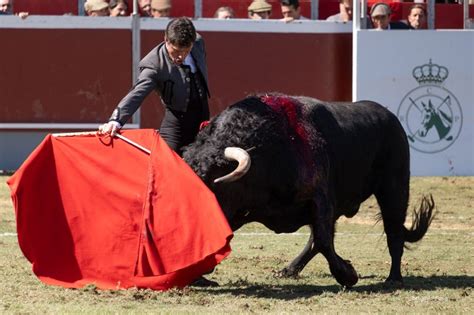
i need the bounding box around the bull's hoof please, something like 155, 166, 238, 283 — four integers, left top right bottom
384, 278, 404, 288
331, 260, 359, 288
189, 276, 219, 287
275, 267, 300, 278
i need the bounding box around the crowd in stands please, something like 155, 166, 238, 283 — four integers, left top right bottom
80, 0, 428, 29
2, 0, 461, 30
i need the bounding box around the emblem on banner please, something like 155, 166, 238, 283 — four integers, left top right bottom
397, 59, 463, 153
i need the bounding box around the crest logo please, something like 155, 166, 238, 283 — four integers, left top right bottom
397, 59, 463, 153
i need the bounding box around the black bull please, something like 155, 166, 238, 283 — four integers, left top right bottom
183, 94, 435, 287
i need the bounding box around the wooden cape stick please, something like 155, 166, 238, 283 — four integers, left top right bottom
52, 131, 151, 155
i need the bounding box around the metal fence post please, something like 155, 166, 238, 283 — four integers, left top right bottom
195, 0, 202, 18
78, 0, 86, 16
131, 0, 141, 126
464, 0, 470, 29
361, 0, 367, 29
352, 0, 361, 102
310, 0, 319, 20
427, 0, 435, 29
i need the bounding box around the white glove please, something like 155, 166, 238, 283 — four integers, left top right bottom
98, 121, 122, 136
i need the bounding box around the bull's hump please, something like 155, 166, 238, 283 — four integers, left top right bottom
260, 94, 316, 183
260, 94, 308, 143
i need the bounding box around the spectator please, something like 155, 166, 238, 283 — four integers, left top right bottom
98, 17, 210, 157
326, 0, 352, 22
0, 0, 10, 15
370, 3, 409, 30
280, 0, 308, 22
214, 6, 235, 19
151, 0, 171, 18
407, 4, 427, 30
139, 0, 152, 17
109, 0, 128, 17
84, 0, 110, 16
248, 0, 272, 20
0, 0, 28, 19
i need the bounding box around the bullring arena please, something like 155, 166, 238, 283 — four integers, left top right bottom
0, 0, 473, 313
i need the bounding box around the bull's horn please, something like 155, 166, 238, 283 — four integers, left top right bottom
213, 147, 251, 184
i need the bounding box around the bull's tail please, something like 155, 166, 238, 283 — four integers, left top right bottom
404, 194, 436, 243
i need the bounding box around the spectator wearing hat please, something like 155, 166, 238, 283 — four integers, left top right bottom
109, 0, 128, 17
151, 0, 171, 18
214, 6, 235, 19
407, 4, 427, 30
0, 0, 28, 18
326, 0, 352, 22
138, 0, 152, 17
248, 0, 272, 20
99, 17, 211, 157
280, 0, 308, 22
84, 0, 110, 16
369, 2, 409, 30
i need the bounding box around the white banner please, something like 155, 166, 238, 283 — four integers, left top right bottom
355, 30, 474, 176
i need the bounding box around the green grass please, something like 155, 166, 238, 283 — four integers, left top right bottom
1, 175, 473, 313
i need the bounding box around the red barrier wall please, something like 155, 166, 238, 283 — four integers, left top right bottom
0, 29, 131, 123
139, 30, 352, 128
433, 4, 474, 29
14, 0, 78, 15
0, 26, 351, 129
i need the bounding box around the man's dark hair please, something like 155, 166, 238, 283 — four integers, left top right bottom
109, 0, 128, 9
165, 17, 197, 47
281, 0, 300, 9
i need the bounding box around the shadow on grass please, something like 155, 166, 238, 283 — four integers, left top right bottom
358, 275, 474, 292
198, 275, 474, 300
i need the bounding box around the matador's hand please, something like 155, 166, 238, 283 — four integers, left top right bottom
98, 121, 122, 136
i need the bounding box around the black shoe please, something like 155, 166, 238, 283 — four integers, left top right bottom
190, 276, 219, 287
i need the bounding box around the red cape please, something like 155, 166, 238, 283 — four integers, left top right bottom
7, 129, 232, 290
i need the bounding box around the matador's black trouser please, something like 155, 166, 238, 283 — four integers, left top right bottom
159, 68, 209, 156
